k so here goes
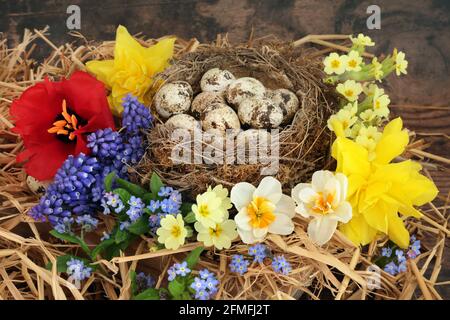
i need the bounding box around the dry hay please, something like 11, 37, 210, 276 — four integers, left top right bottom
137, 39, 337, 197
0, 28, 448, 300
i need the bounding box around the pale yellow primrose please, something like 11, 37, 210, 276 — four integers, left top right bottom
157, 214, 188, 250
336, 80, 363, 102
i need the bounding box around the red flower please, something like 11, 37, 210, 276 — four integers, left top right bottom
10, 71, 115, 181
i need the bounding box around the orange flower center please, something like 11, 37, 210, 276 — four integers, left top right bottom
47, 100, 82, 141
247, 197, 276, 229
312, 192, 335, 215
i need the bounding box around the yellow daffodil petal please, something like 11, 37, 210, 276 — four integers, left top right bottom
85, 60, 115, 85
386, 211, 410, 249
332, 137, 370, 177
339, 214, 377, 246
374, 118, 409, 164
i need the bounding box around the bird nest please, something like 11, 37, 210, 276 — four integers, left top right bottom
136, 40, 337, 197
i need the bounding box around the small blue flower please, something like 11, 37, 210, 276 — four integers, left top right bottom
191, 278, 207, 291
381, 247, 392, 257
272, 255, 291, 275
397, 260, 407, 273
119, 221, 131, 231
248, 244, 268, 263
384, 261, 398, 276
395, 249, 406, 263
168, 265, 177, 281
128, 196, 145, 209
169, 190, 182, 204
158, 187, 174, 197
194, 289, 210, 300
199, 269, 215, 280
174, 261, 191, 276
126, 207, 143, 222
136, 272, 155, 292
229, 255, 249, 275
205, 276, 219, 294
160, 198, 180, 214
75, 214, 98, 232
147, 200, 160, 213
66, 258, 92, 281
407, 237, 421, 259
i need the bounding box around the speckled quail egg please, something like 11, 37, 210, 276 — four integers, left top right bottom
225, 77, 266, 107
153, 81, 193, 118
200, 68, 236, 92
191, 91, 226, 118
165, 114, 201, 132
202, 105, 241, 135
270, 88, 300, 124
238, 97, 283, 129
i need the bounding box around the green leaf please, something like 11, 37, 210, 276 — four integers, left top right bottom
130, 270, 137, 296
128, 216, 150, 235
143, 192, 156, 204
113, 188, 132, 204
180, 202, 194, 216
183, 211, 196, 224
185, 246, 204, 269
91, 238, 115, 259
168, 277, 185, 299
185, 225, 193, 238
116, 177, 147, 198
115, 228, 129, 244
49, 230, 91, 256
133, 288, 161, 300
150, 172, 164, 195
181, 291, 192, 300
104, 172, 116, 193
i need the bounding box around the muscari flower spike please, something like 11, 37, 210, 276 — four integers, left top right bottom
122, 94, 153, 134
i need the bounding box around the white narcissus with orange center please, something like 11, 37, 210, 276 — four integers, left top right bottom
231, 176, 296, 244
292, 170, 352, 246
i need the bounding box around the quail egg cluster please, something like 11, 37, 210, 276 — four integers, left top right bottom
152, 68, 300, 136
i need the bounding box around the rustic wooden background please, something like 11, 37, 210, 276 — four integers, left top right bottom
0, 0, 448, 299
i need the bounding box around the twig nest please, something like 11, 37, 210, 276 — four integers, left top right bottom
202, 105, 241, 134
200, 68, 236, 92
238, 97, 283, 129
225, 77, 266, 107
165, 114, 201, 132
270, 89, 300, 125
153, 81, 193, 118
191, 91, 226, 119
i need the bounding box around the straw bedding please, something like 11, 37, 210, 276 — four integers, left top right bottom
0, 28, 448, 300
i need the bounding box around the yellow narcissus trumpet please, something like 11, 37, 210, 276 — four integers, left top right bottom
86, 25, 175, 115
331, 117, 438, 248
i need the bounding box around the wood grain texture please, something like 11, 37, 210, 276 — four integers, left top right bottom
0, 0, 448, 299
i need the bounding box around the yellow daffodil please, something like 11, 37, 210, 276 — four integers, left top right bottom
192, 185, 232, 229
371, 57, 384, 81
345, 50, 363, 72
86, 25, 175, 115
327, 108, 358, 138
323, 53, 348, 75
292, 170, 352, 245
336, 80, 363, 102
350, 33, 375, 47
331, 118, 438, 248
230, 177, 296, 244
194, 213, 238, 249
157, 214, 188, 250
394, 49, 408, 76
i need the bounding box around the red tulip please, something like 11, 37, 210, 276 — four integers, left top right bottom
10, 71, 115, 181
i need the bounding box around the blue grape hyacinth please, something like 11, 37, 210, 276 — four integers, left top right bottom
122, 94, 153, 134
